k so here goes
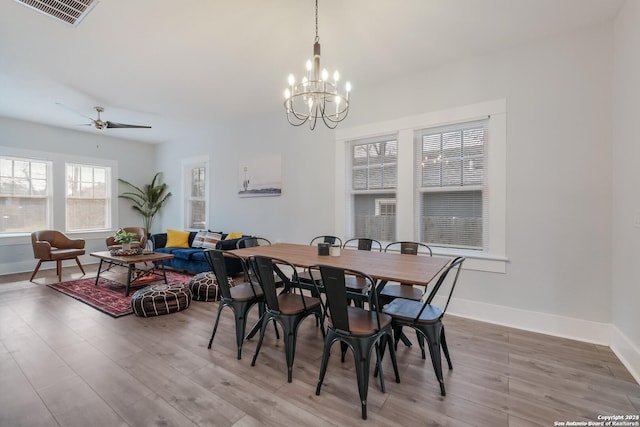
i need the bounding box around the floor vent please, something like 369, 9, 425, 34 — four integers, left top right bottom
14, 0, 98, 27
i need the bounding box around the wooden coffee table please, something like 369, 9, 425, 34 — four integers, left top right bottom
90, 251, 175, 296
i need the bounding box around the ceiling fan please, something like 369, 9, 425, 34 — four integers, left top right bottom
57, 103, 151, 130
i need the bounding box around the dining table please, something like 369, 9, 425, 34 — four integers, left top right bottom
230, 242, 452, 343
230, 242, 451, 295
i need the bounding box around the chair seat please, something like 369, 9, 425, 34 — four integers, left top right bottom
380, 283, 424, 301
328, 306, 392, 335
229, 282, 263, 302
344, 275, 368, 291
382, 298, 442, 323
297, 270, 318, 283
48, 248, 86, 260
277, 293, 322, 315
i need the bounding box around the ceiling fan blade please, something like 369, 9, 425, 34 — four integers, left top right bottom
105, 121, 152, 129
56, 102, 96, 122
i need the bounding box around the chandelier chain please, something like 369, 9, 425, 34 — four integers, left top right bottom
315, 0, 319, 42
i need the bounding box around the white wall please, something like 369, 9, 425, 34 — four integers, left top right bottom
155, 113, 339, 243
351, 23, 615, 329
0, 117, 155, 274
611, 0, 640, 380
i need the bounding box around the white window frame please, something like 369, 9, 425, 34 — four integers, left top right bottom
415, 119, 488, 251
335, 99, 507, 273
0, 155, 53, 233
347, 136, 398, 242
182, 156, 209, 230
65, 162, 112, 232
0, 146, 118, 246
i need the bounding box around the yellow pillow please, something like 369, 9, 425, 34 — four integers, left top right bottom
225, 231, 243, 240
166, 229, 190, 248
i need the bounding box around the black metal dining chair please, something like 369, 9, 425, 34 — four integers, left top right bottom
299, 235, 343, 288
379, 241, 434, 351
203, 249, 265, 360
314, 264, 400, 420
342, 237, 382, 252
248, 255, 324, 382
382, 256, 464, 396
341, 238, 382, 306
235, 236, 272, 249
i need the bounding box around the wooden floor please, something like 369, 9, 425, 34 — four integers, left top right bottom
1, 265, 638, 427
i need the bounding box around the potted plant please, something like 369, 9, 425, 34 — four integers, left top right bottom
114, 229, 138, 251
118, 172, 172, 235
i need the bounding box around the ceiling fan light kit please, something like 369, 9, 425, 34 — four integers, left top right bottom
91, 107, 151, 130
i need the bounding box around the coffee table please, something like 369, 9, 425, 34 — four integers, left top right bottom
90, 251, 175, 296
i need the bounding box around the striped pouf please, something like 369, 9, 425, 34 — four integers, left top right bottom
188, 272, 235, 302
131, 283, 192, 317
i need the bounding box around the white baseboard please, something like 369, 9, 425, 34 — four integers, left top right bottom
610, 325, 640, 384
0, 255, 99, 276
445, 296, 611, 344
444, 297, 639, 384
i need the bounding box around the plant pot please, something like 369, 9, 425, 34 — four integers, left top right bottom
122, 242, 132, 251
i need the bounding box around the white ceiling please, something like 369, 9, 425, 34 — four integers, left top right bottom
0, 0, 624, 144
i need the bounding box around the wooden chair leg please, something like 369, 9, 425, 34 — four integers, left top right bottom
57, 260, 62, 282
75, 257, 86, 276
30, 260, 44, 281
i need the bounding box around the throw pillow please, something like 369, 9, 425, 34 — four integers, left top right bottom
191, 230, 207, 248
225, 231, 243, 240
202, 232, 223, 249
166, 229, 190, 248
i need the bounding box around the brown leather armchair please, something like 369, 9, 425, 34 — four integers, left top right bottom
30, 230, 86, 282
105, 227, 147, 250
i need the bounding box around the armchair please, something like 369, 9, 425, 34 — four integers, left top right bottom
105, 227, 147, 250
30, 230, 86, 282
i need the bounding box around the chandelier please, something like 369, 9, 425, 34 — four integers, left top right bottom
284, 0, 351, 130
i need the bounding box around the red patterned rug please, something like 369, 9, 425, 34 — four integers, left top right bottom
47, 271, 193, 318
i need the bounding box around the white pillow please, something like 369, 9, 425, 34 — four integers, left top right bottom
202, 232, 222, 249
191, 230, 208, 248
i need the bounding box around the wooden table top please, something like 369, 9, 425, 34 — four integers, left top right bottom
90, 251, 174, 264
230, 243, 450, 285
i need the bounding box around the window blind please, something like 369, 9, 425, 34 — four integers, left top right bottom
350, 135, 398, 241
415, 119, 488, 250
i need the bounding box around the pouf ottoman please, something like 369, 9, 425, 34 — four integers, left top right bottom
131, 283, 192, 317
188, 272, 236, 302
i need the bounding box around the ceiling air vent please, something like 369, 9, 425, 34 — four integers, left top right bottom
14, 0, 98, 27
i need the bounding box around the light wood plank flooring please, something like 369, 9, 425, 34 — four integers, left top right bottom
1, 265, 638, 426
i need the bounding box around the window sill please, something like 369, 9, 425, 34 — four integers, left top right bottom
0, 230, 115, 246
432, 247, 508, 273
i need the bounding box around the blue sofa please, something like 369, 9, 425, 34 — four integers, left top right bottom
150, 231, 247, 275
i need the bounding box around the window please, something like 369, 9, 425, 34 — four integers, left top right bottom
350, 136, 397, 241
416, 120, 487, 250
65, 163, 111, 231
0, 156, 51, 232
336, 99, 506, 273
183, 158, 208, 229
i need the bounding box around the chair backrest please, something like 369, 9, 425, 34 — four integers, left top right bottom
203, 249, 250, 300
384, 241, 432, 256
106, 227, 147, 248
251, 256, 285, 312
32, 230, 85, 252
251, 255, 314, 314
418, 256, 465, 320
310, 235, 343, 247
317, 265, 379, 334
236, 236, 271, 249
343, 238, 382, 252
